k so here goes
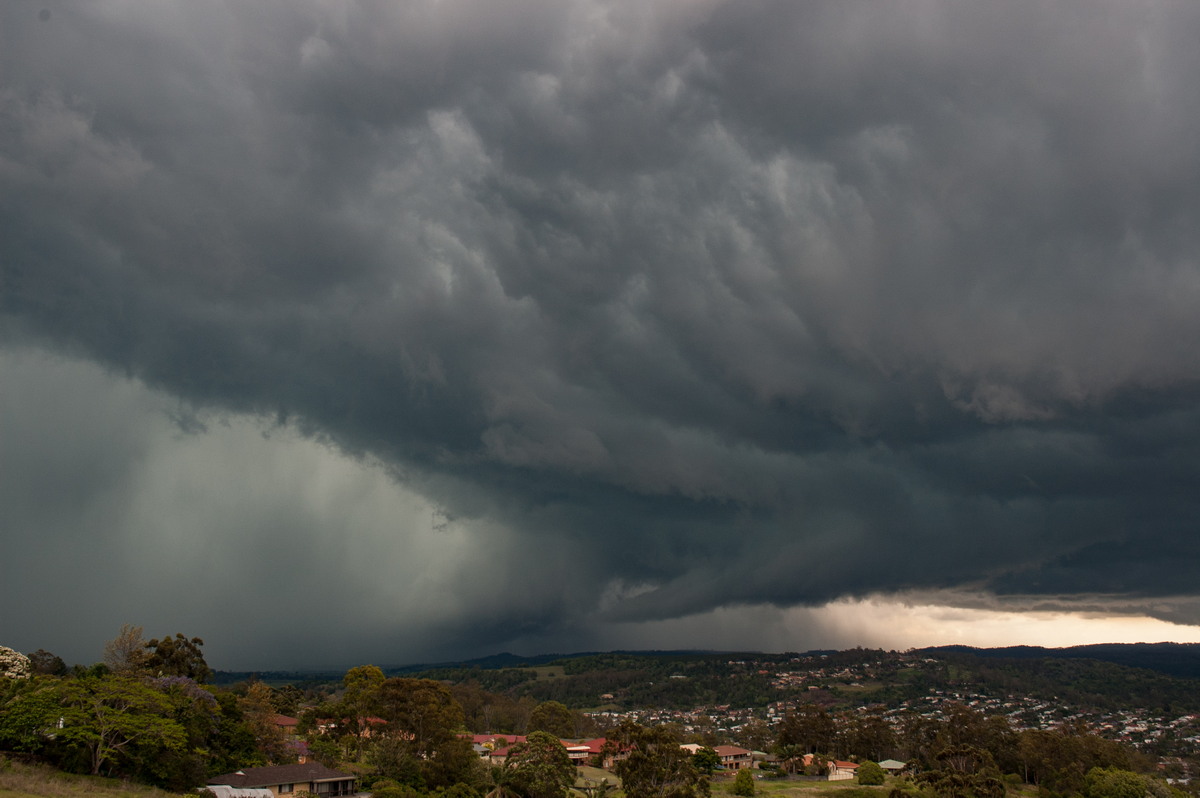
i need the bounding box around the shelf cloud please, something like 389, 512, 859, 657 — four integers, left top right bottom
4, 0, 1200, 668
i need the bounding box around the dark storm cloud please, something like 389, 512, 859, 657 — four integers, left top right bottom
4, 0, 1200, 663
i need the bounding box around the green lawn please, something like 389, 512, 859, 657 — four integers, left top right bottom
712, 777, 898, 797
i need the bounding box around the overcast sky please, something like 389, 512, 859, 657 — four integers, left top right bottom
4, 0, 1200, 671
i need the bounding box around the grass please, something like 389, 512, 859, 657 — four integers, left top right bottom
712, 777, 895, 797
0, 759, 186, 798
575, 764, 622, 790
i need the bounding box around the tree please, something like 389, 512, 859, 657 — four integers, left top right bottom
342, 664, 386, 752
528, 701, 576, 739
103, 624, 148, 675
736, 719, 771, 754
209, 690, 266, 773
378, 678, 464, 759
692, 747, 721, 776
501, 730, 576, 798
272, 684, 305, 715
143, 633, 211, 683
613, 721, 709, 798
857, 761, 886, 786
55, 675, 187, 776
374, 677, 477, 789
732, 769, 755, 796
344, 665, 385, 712
772, 743, 807, 775
915, 745, 1004, 798
0, 681, 62, 752
776, 704, 835, 754
842, 713, 896, 762
28, 649, 69, 676
1084, 767, 1151, 798
0, 645, 33, 679
138, 675, 223, 790
241, 681, 294, 764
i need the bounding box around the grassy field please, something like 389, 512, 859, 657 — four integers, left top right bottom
0, 759, 185, 798
710, 779, 890, 798
572, 770, 906, 798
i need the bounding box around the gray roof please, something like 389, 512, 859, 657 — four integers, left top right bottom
207, 763, 354, 789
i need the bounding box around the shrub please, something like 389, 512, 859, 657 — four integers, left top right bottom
732, 768, 756, 796
858, 761, 886, 786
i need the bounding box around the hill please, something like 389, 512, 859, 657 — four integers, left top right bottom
923, 642, 1200, 679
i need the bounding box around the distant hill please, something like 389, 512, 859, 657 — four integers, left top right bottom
210, 649, 732, 685
921, 642, 1200, 679
210, 643, 1200, 713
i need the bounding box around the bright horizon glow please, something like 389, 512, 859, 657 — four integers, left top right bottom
556, 596, 1200, 662
811, 596, 1200, 650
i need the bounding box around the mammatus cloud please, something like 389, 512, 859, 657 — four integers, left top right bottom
3, 0, 1200, 667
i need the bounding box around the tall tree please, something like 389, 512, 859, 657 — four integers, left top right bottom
776, 704, 835, 754
240, 681, 294, 764
343, 664, 386, 745
103, 624, 148, 675
613, 721, 709, 798
56, 675, 187, 776
501, 730, 576, 798
28, 649, 69, 676
143, 633, 212, 683
375, 677, 476, 789
527, 701, 576, 739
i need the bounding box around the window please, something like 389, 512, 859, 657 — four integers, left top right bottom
279, 784, 294, 794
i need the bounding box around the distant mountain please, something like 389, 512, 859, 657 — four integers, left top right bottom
920, 642, 1200, 679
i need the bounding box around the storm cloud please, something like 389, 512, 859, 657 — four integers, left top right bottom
4, 0, 1200, 668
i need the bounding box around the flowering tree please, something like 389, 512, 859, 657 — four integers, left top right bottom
0, 646, 32, 679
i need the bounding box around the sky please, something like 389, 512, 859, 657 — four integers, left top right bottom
3, 0, 1200, 671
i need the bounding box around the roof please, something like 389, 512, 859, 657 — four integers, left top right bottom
831, 760, 860, 769
272, 714, 299, 727
879, 759, 907, 769
469, 733, 527, 746
714, 745, 752, 756
207, 763, 354, 788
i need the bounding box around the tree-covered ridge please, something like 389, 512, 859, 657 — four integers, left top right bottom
393, 646, 1200, 717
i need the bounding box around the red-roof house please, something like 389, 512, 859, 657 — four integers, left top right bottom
829, 760, 860, 780
714, 745, 753, 771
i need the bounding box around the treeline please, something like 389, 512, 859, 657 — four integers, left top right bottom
0, 628, 315, 791
401, 647, 1200, 715
923, 652, 1200, 713
770, 702, 1176, 796
411, 652, 807, 711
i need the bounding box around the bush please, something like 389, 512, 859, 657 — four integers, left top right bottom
732, 768, 756, 796
858, 761, 886, 786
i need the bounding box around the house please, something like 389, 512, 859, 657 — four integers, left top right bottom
828, 760, 860, 781
563, 738, 618, 767
471, 733, 527, 750
315, 716, 387, 738
272, 715, 300, 736
879, 759, 907, 774
714, 745, 753, 771
206, 763, 356, 797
